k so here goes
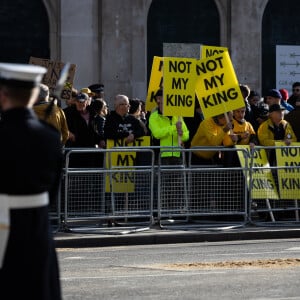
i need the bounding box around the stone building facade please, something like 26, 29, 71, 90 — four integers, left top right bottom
1, 0, 300, 104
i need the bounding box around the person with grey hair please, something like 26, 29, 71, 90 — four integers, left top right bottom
104, 94, 145, 142
33, 83, 69, 145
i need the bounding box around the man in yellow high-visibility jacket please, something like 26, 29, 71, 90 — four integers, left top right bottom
149, 89, 189, 165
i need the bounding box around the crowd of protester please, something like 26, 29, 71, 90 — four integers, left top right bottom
2, 80, 298, 167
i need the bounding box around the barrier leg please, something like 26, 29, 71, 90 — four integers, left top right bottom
266, 199, 275, 222
295, 200, 299, 222
125, 192, 128, 223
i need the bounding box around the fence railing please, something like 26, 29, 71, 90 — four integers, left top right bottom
55, 145, 300, 233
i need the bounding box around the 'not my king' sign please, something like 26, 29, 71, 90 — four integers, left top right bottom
195, 51, 245, 119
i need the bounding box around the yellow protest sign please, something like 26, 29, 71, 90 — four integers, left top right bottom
146, 56, 163, 112
200, 45, 228, 59
29, 57, 76, 100
236, 145, 279, 200
275, 142, 300, 199
105, 136, 150, 193
195, 51, 245, 119
163, 57, 197, 117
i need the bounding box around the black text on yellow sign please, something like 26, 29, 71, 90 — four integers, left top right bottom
236, 145, 279, 200
195, 52, 245, 119
163, 57, 197, 117
146, 56, 163, 112
275, 142, 300, 199
200, 45, 228, 59
105, 137, 150, 193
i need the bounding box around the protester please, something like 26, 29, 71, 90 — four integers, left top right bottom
80, 87, 94, 105
287, 82, 300, 109
223, 107, 258, 167
258, 104, 296, 146
239, 84, 253, 124
258, 104, 296, 165
183, 96, 204, 150
265, 89, 282, 107
104, 94, 145, 142
91, 98, 109, 148
223, 107, 257, 147
148, 89, 189, 165
248, 90, 268, 131
0, 63, 62, 299
148, 89, 189, 212
284, 104, 300, 142
33, 83, 69, 145
279, 88, 294, 113
64, 92, 100, 167
191, 111, 233, 165
129, 98, 148, 135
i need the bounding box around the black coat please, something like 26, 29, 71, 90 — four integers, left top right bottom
64, 105, 100, 147
104, 111, 145, 140
0, 108, 62, 300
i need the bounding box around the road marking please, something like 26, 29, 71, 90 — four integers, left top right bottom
61, 271, 226, 281
254, 298, 300, 300
285, 247, 300, 251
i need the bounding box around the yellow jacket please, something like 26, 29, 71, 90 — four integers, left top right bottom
191, 117, 229, 159
223, 118, 256, 146
33, 102, 69, 145
257, 118, 297, 146
149, 109, 189, 157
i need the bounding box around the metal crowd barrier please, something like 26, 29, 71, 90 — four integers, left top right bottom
62, 148, 155, 233
54, 145, 300, 234
248, 145, 300, 226
158, 147, 249, 229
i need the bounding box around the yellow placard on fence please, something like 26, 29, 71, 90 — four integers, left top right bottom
146, 56, 163, 112
105, 136, 150, 193
163, 57, 197, 117
195, 51, 245, 119
275, 142, 300, 199
29, 57, 76, 100
200, 45, 228, 59
236, 145, 279, 200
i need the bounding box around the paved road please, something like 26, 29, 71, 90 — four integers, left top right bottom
58, 238, 300, 299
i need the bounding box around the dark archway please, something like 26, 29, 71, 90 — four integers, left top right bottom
147, 0, 220, 81
0, 0, 50, 63
262, 0, 300, 95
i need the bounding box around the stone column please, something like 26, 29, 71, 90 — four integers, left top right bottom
60, 0, 99, 89
100, 0, 151, 103
230, 0, 269, 93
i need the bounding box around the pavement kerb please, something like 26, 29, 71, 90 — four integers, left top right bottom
54, 226, 300, 248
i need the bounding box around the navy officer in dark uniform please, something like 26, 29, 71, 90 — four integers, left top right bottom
0, 63, 62, 299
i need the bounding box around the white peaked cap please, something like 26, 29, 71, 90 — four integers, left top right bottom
0, 63, 47, 88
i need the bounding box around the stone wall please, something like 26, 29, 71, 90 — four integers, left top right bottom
57, 0, 270, 104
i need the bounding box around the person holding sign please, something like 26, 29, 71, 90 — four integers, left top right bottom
223, 107, 257, 147
223, 106, 258, 167
33, 83, 69, 145
190, 111, 234, 165
149, 89, 189, 212
258, 104, 297, 165
148, 89, 189, 165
